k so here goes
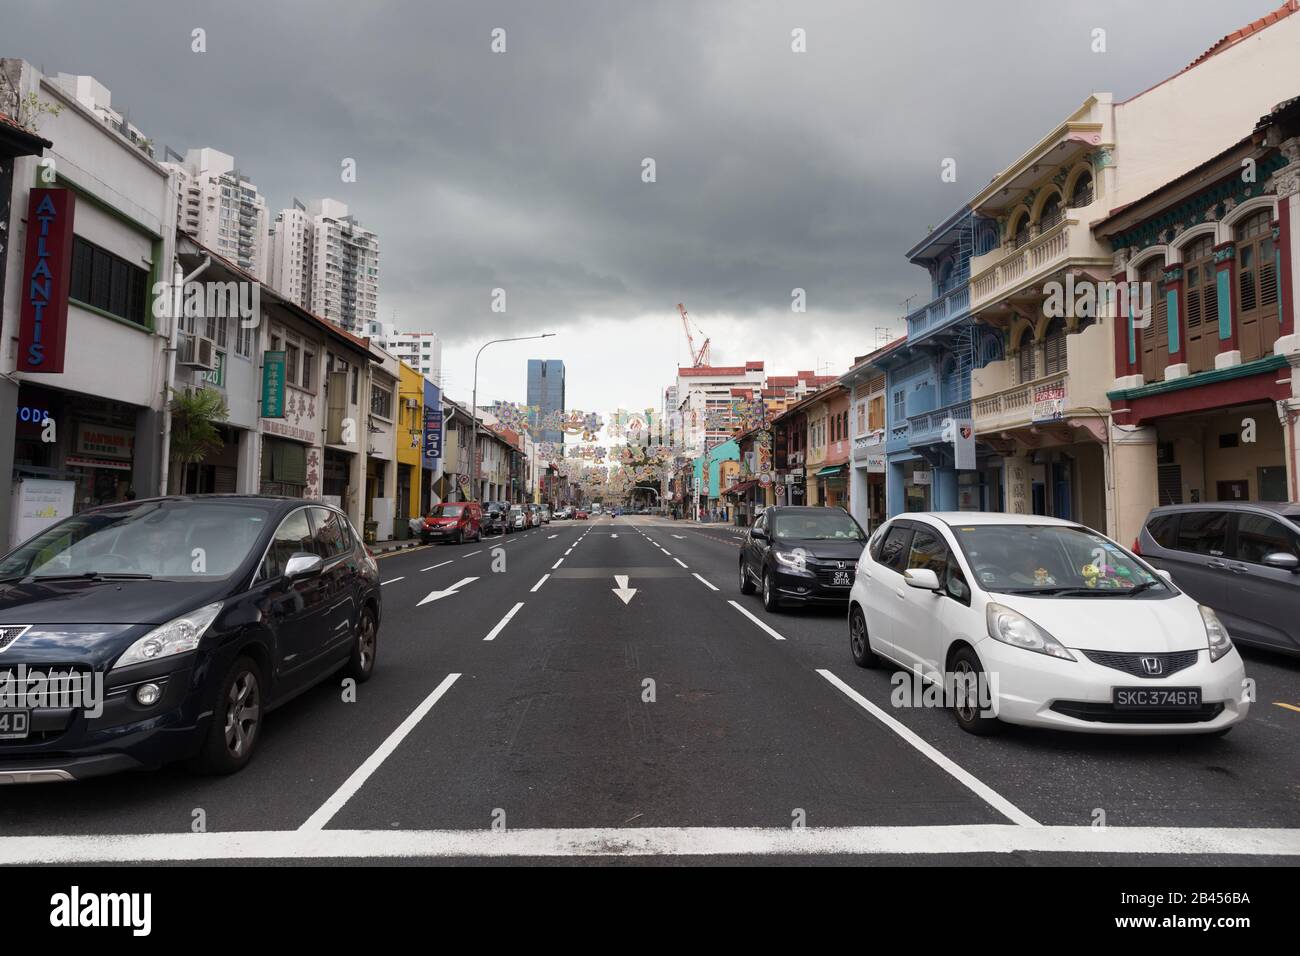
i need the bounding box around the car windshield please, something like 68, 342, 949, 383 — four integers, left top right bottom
0, 501, 269, 580
952, 524, 1165, 595
430, 504, 464, 517
771, 510, 865, 541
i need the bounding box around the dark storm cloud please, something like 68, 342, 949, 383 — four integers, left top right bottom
2, 0, 1256, 342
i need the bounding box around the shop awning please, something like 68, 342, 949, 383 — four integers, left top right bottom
814, 465, 845, 477
724, 479, 757, 497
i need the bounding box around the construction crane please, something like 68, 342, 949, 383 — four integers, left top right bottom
676, 302, 711, 367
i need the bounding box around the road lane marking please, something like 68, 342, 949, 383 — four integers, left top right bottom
549, 534, 558, 539
673, 558, 688, 568
531, 574, 550, 592
417, 576, 479, 606
728, 600, 786, 641
7, 825, 1299, 862
817, 669, 1039, 828
484, 602, 525, 641
552, 558, 564, 569
464, 550, 482, 556
692, 573, 718, 591
1274, 702, 1300, 714
612, 574, 637, 605
660, 548, 672, 556
420, 560, 454, 572
380, 577, 405, 586
672, 534, 686, 539
298, 672, 461, 831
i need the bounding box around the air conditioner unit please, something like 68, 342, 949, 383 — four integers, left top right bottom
404, 398, 419, 411
179, 333, 218, 371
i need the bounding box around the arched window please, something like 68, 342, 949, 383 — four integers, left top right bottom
1042, 318, 1068, 375
1182, 235, 1218, 374
1039, 192, 1063, 232
1011, 212, 1032, 250
1070, 171, 1094, 208
1234, 209, 1279, 361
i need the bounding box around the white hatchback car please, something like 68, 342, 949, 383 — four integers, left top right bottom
848, 513, 1249, 736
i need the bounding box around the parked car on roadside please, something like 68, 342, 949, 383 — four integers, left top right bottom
482, 502, 510, 536
0, 495, 382, 782
740, 506, 867, 611
419, 501, 482, 544
540, 505, 552, 524
1136, 501, 1300, 657
508, 505, 528, 531
848, 512, 1248, 736
575, 508, 589, 520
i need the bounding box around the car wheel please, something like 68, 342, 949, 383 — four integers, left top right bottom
455, 529, 464, 545
761, 569, 780, 612
739, 557, 756, 594
347, 605, 378, 683
190, 655, 263, 775
950, 646, 1002, 736
849, 605, 880, 668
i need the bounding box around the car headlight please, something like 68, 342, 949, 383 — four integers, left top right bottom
985, 603, 1075, 661
773, 549, 808, 573
1200, 605, 1233, 662
113, 602, 223, 670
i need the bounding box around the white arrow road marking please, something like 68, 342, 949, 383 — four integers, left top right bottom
484, 602, 524, 641
416, 576, 479, 606
610, 533, 618, 538
612, 574, 638, 605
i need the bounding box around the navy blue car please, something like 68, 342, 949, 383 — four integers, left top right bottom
0, 495, 381, 783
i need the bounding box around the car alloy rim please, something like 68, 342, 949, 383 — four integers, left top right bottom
358, 613, 376, 671
739, 562, 746, 588
954, 659, 977, 723
763, 573, 770, 603
224, 671, 261, 758
851, 613, 866, 658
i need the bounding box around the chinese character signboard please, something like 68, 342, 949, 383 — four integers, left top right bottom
422, 381, 443, 469
261, 350, 286, 418
18, 189, 75, 374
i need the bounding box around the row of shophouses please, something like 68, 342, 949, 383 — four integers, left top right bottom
690, 2, 1300, 547
0, 58, 551, 549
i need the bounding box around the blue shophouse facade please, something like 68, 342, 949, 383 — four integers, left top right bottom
882, 209, 1004, 516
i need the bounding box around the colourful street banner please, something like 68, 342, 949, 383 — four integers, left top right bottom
261, 350, 286, 418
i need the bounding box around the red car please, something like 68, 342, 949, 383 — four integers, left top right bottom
575, 509, 589, 520
420, 501, 483, 544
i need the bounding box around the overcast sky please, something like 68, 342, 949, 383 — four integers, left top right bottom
3, 0, 1276, 440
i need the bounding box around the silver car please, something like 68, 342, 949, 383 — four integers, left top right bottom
1137, 501, 1300, 657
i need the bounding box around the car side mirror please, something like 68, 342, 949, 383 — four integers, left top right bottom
752, 529, 767, 542
1263, 552, 1300, 572
904, 568, 941, 591
1155, 569, 1174, 583
285, 552, 324, 580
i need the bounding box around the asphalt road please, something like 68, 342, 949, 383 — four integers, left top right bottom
2, 514, 1299, 865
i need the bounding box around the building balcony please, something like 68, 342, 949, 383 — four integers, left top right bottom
907, 399, 971, 448
885, 421, 910, 455
852, 429, 886, 463
969, 218, 1108, 315
905, 284, 971, 343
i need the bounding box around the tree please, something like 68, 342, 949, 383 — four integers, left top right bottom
168, 387, 229, 494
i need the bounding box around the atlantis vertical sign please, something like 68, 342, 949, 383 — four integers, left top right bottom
422, 380, 442, 470
18, 188, 75, 373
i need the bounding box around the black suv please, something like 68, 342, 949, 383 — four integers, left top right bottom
0, 495, 382, 783
739, 505, 868, 612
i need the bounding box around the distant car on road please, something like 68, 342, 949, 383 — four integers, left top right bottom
740, 506, 867, 611
849, 512, 1248, 736
575, 509, 589, 520
0, 495, 382, 782
420, 502, 482, 544
1136, 501, 1300, 657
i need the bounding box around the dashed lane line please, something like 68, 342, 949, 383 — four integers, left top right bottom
728, 600, 787, 641
484, 602, 525, 642
530, 574, 550, 592
380, 577, 405, 586
692, 573, 718, 591
420, 560, 453, 572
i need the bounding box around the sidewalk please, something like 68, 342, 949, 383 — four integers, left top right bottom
369, 537, 427, 556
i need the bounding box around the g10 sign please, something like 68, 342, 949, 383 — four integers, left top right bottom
422, 381, 442, 469
18, 189, 75, 374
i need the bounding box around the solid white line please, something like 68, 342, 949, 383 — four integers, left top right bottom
380, 577, 405, 586
484, 602, 525, 642
692, 573, 718, 591
673, 558, 688, 569
419, 560, 453, 572
530, 574, 550, 592
817, 669, 1039, 827
552, 558, 564, 569
727, 600, 787, 641
3, 825, 1297, 863
299, 673, 460, 831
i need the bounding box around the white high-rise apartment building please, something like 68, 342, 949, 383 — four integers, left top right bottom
371, 322, 442, 385
675, 362, 765, 454
269, 198, 379, 335
162, 147, 270, 281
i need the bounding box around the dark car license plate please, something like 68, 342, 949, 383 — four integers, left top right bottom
0, 709, 29, 740
831, 570, 853, 586
1113, 687, 1202, 709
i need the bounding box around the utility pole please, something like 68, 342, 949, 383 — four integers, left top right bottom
470, 333, 554, 504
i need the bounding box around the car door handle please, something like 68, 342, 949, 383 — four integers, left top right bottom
1207, 560, 1228, 569
1228, 564, 1251, 574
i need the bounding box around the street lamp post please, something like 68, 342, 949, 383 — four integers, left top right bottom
470, 333, 554, 505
